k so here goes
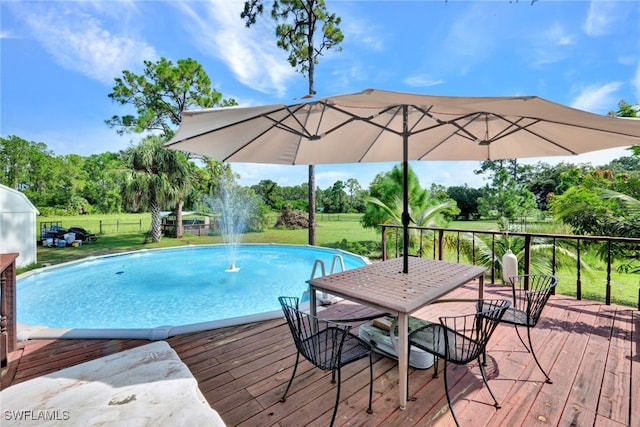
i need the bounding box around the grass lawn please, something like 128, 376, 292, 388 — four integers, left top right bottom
29, 213, 638, 308
32, 213, 380, 269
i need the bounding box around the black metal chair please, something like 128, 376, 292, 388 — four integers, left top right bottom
500, 274, 559, 384
407, 298, 511, 427
278, 296, 374, 426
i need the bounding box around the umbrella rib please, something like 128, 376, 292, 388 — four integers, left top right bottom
429, 112, 593, 157
289, 102, 328, 162
266, 103, 317, 139
318, 102, 405, 137
164, 105, 295, 149
221, 104, 316, 163
357, 105, 404, 162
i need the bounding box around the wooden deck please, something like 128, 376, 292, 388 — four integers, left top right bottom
2, 283, 638, 426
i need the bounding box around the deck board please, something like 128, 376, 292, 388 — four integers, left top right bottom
2, 283, 638, 427
630, 311, 640, 427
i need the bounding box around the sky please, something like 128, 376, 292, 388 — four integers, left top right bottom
1, 0, 639, 190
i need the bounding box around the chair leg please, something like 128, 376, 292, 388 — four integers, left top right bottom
367, 352, 373, 414
442, 360, 460, 427
330, 366, 342, 427
432, 356, 440, 378
478, 356, 501, 408
280, 352, 300, 402
514, 325, 530, 352
527, 325, 552, 384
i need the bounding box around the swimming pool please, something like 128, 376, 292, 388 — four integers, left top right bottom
17, 244, 369, 340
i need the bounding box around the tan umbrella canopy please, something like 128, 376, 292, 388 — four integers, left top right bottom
165, 88, 640, 273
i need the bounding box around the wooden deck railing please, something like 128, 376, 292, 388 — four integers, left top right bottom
1, 253, 18, 367
381, 225, 640, 309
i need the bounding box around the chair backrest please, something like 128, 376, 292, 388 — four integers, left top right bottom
438, 299, 511, 364
508, 275, 558, 326
278, 296, 353, 371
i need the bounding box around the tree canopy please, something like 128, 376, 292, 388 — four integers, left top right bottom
106, 57, 236, 137
105, 57, 237, 239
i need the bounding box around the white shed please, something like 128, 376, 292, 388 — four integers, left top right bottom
0, 184, 39, 268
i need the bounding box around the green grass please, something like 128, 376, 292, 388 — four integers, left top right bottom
30, 212, 380, 271
29, 213, 638, 308
38, 213, 150, 235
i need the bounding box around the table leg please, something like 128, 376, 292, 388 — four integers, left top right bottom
309, 285, 317, 316
397, 313, 408, 410
478, 274, 484, 299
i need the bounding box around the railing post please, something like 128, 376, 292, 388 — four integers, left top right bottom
491, 234, 496, 284
381, 225, 387, 261
472, 232, 476, 264
576, 239, 582, 300
377, 224, 640, 308
523, 234, 532, 276
1, 253, 19, 368
551, 237, 557, 295
430, 230, 434, 259
606, 240, 612, 305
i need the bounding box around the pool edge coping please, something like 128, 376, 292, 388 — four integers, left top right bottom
19, 301, 317, 341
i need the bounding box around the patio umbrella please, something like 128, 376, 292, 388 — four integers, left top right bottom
165, 88, 640, 273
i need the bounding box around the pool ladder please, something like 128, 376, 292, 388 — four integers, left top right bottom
307, 254, 345, 305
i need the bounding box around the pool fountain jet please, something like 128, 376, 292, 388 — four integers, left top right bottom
212, 176, 255, 272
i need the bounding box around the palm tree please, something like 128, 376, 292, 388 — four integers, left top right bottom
364, 165, 459, 256
598, 189, 640, 274
122, 135, 191, 242
446, 218, 590, 283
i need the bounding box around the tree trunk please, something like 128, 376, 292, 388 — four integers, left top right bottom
175, 199, 184, 238
150, 201, 163, 243
308, 164, 316, 245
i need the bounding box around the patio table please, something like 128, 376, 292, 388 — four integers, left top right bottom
308, 256, 486, 410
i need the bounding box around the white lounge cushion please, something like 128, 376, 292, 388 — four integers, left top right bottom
1, 341, 225, 426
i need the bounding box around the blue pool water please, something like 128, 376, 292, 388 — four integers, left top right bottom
17, 244, 368, 331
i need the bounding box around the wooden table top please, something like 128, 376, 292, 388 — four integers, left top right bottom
308, 257, 486, 314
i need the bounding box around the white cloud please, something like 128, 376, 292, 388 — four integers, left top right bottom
316, 170, 352, 188
633, 62, 640, 102
11, 3, 156, 84
174, 1, 296, 97
570, 82, 623, 113
403, 75, 444, 88
17, 124, 134, 157
547, 22, 573, 47
443, 6, 495, 75
584, 1, 619, 37
529, 22, 574, 67
342, 19, 384, 52
0, 29, 14, 39
234, 163, 309, 187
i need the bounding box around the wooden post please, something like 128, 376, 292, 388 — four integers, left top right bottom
1, 253, 19, 368
381, 225, 387, 261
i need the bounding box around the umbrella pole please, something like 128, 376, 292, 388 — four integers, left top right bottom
402, 105, 410, 274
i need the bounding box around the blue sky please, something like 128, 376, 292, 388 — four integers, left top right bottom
2, 1, 639, 190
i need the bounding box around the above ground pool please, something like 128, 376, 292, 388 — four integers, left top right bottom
17, 244, 369, 340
